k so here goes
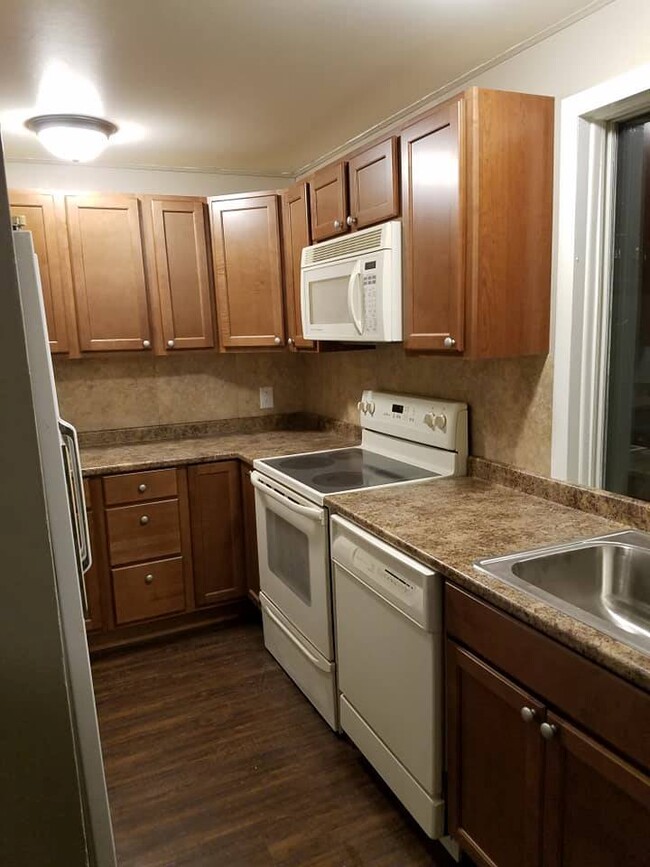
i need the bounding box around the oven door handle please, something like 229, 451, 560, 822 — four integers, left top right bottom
261, 597, 332, 673
251, 472, 325, 524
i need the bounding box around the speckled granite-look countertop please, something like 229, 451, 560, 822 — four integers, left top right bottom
326, 478, 650, 692
81, 429, 359, 476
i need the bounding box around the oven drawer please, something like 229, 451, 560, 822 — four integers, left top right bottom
106, 499, 181, 566
112, 556, 186, 624
103, 468, 178, 506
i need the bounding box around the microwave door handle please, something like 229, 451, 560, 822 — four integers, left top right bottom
347, 263, 364, 335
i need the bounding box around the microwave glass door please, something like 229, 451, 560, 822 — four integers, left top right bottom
302, 259, 366, 340
253, 476, 332, 657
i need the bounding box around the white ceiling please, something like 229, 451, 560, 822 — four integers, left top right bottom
0, 0, 611, 175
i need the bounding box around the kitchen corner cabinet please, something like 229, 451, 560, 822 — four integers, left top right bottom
446, 584, 650, 867
65, 194, 153, 352
143, 196, 215, 352
209, 192, 285, 349
188, 462, 245, 606
9, 191, 70, 354
308, 137, 399, 241
281, 182, 315, 351
240, 464, 260, 605
402, 88, 554, 358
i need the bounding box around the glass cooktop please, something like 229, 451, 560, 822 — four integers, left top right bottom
262, 447, 439, 494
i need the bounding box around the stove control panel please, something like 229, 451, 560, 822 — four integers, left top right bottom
358, 390, 468, 454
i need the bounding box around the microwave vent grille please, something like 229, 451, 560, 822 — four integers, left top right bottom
305, 227, 384, 264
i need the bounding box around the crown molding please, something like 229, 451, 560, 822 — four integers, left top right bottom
3, 156, 294, 179
291, 0, 614, 177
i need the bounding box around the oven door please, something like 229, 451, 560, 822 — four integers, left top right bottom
251, 471, 333, 658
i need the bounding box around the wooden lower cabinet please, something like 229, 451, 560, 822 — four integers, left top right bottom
84, 508, 104, 632
446, 585, 650, 867
240, 464, 260, 605
447, 643, 544, 867
188, 462, 245, 606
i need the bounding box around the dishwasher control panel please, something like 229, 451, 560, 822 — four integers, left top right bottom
330, 515, 441, 631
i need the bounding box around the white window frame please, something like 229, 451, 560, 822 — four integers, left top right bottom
552, 63, 650, 485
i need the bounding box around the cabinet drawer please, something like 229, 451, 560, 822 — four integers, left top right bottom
106, 499, 181, 566
112, 556, 186, 625
103, 469, 178, 506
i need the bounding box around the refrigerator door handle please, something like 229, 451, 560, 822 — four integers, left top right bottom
59, 419, 91, 616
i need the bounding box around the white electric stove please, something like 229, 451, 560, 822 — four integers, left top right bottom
251, 391, 468, 730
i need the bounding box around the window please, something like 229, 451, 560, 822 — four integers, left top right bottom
604, 117, 650, 500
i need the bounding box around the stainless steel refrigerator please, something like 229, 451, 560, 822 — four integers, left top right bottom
0, 152, 116, 865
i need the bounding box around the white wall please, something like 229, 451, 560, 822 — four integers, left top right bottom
4, 159, 289, 195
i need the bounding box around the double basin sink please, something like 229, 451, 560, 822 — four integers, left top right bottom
476, 531, 650, 656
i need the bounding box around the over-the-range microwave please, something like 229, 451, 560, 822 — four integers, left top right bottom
300, 220, 402, 342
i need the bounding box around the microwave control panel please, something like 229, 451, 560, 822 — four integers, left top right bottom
362, 259, 378, 334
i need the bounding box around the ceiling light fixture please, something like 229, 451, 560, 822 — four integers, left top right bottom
24, 114, 118, 163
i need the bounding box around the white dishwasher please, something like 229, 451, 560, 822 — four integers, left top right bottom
331, 516, 445, 838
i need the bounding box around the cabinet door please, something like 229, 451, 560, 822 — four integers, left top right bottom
209, 193, 285, 349
348, 137, 399, 230
65, 194, 152, 352
281, 182, 314, 351
447, 642, 545, 867
542, 712, 650, 867
189, 462, 245, 606
84, 509, 104, 632
10, 191, 69, 353
146, 196, 215, 351
401, 99, 465, 352
240, 464, 260, 605
309, 162, 348, 241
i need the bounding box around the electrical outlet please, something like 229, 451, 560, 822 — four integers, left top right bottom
259, 386, 274, 409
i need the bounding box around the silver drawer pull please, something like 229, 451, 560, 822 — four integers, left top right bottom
540, 722, 558, 740
521, 706, 536, 723
144, 574, 154, 585
138, 483, 147, 493
140, 515, 150, 526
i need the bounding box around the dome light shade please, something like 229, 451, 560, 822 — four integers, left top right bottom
25, 114, 118, 162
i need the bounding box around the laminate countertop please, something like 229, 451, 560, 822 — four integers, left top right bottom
326, 477, 650, 692
80, 428, 359, 477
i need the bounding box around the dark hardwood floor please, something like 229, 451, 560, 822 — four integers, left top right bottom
92, 620, 458, 867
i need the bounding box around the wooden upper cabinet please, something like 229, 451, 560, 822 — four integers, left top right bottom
447, 642, 545, 867
209, 192, 285, 349
309, 162, 348, 242
401, 100, 465, 353
281, 182, 314, 351
542, 712, 650, 867
144, 196, 215, 352
9, 191, 70, 353
401, 88, 554, 358
188, 461, 245, 606
65, 194, 152, 352
348, 137, 399, 230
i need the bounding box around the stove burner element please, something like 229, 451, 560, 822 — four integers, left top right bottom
275, 454, 333, 470
312, 468, 404, 487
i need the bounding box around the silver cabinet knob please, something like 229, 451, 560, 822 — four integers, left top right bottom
139, 515, 149, 526
138, 483, 147, 493
144, 573, 154, 585
142, 339, 151, 349
287, 337, 294, 346
167, 339, 175, 349
540, 722, 557, 740
443, 336, 456, 349
521, 706, 537, 723
346, 215, 357, 227
274, 336, 281, 345
333, 219, 343, 230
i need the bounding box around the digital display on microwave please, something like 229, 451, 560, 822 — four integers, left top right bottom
392, 404, 404, 414
364, 261, 376, 270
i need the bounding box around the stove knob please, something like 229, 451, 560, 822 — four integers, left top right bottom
368, 401, 376, 416
434, 413, 448, 432
357, 400, 367, 414
423, 412, 435, 429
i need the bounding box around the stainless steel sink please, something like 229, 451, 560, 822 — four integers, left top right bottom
475, 531, 650, 656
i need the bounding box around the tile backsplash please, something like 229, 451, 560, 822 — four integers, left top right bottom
53, 352, 304, 432
54, 347, 553, 475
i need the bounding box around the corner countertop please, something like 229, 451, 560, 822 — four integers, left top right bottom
326, 477, 650, 692
80, 428, 360, 477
